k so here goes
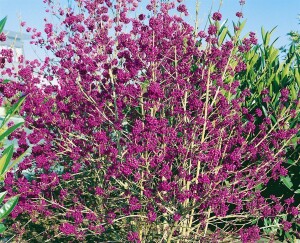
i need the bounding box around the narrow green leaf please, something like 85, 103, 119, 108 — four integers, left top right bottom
215, 21, 220, 32
261, 106, 268, 117
2, 79, 10, 84
267, 73, 275, 86
270, 114, 277, 124
264, 32, 271, 46
286, 159, 295, 165
0, 17, 7, 33
282, 63, 291, 78
5, 95, 26, 118
250, 54, 259, 68
218, 19, 228, 34
295, 69, 300, 87
0, 223, 6, 233
268, 48, 279, 64
218, 27, 228, 46
258, 82, 264, 94
280, 176, 293, 190
0, 145, 14, 175
290, 85, 297, 100
0, 192, 7, 204
0, 195, 18, 220
239, 20, 247, 32
0, 122, 24, 142
261, 27, 266, 41
285, 232, 292, 240
1, 95, 26, 128
272, 81, 280, 96
235, 20, 247, 37
264, 218, 270, 225
294, 189, 300, 194
269, 26, 277, 35
270, 36, 280, 47
5, 147, 30, 173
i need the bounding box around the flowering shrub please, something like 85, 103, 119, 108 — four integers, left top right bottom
0, 0, 299, 241
236, 26, 300, 242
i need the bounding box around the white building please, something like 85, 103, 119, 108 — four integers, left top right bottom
0, 30, 30, 119
0, 30, 30, 65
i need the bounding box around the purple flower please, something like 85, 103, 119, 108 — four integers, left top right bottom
282, 220, 292, 232
177, 4, 188, 16
173, 213, 181, 222
138, 14, 145, 21
208, 25, 217, 35
255, 108, 262, 117
147, 210, 157, 222
239, 225, 260, 243
280, 88, 289, 102
290, 207, 298, 216
236, 12, 243, 18
59, 223, 77, 235
127, 231, 140, 242
212, 12, 222, 21
0, 33, 6, 42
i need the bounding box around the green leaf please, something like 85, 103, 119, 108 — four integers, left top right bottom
3, 95, 26, 122
0, 122, 24, 142
0, 145, 14, 175
258, 82, 264, 94
235, 20, 247, 37
218, 19, 228, 34
6, 147, 30, 173
215, 21, 220, 32
270, 36, 280, 47
0, 195, 18, 220
250, 54, 259, 68
261, 27, 266, 41
268, 48, 279, 64
294, 189, 300, 194
285, 232, 293, 240
286, 159, 295, 165
261, 105, 268, 117
255, 183, 263, 191
290, 85, 297, 100
265, 33, 271, 47
0, 223, 6, 233
270, 114, 277, 124
2, 79, 10, 84
267, 73, 275, 86
0, 192, 7, 204
239, 20, 247, 32
280, 176, 293, 190
140, 80, 150, 94
218, 27, 228, 46
282, 63, 291, 78
0, 17, 7, 33
295, 69, 300, 86
195, 40, 201, 47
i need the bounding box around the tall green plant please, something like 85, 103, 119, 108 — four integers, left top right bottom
235, 25, 300, 241
0, 16, 27, 234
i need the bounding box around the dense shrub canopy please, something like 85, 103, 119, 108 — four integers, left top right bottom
0, 0, 299, 241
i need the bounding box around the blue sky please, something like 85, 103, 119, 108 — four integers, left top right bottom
0, 0, 299, 59
185, 0, 299, 48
